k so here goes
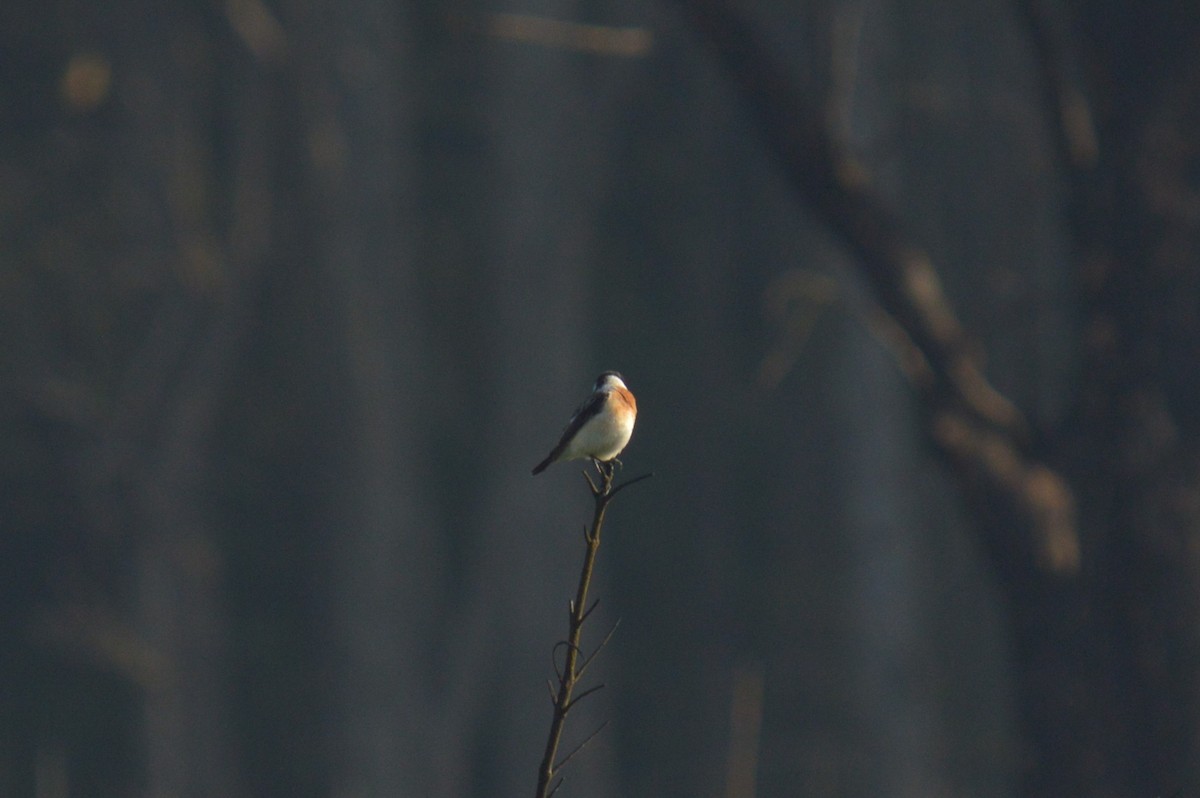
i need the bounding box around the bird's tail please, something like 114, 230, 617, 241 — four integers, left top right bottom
533, 438, 570, 475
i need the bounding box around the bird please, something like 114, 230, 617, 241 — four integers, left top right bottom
532, 371, 637, 475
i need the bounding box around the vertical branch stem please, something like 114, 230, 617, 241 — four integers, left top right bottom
535, 465, 650, 798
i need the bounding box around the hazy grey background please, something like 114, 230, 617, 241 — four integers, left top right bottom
4, 0, 1199, 796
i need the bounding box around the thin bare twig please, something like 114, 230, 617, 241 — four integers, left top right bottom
580, 599, 601, 623
577, 620, 621, 680
554, 720, 611, 772
609, 471, 654, 498
534, 464, 652, 798
563, 683, 606, 713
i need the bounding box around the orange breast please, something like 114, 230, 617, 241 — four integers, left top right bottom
614, 386, 637, 415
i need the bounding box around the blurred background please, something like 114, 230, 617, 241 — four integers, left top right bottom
3, 0, 1200, 796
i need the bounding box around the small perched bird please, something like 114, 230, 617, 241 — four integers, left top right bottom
532, 371, 637, 475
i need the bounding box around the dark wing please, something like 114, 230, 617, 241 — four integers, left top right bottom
531, 390, 606, 474
565, 389, 604, 431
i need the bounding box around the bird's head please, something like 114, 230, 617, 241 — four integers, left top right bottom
595, 371, 626, 391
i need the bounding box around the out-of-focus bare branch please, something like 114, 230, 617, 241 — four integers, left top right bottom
37, 604, 169, 688
224, 0, 289, 63
723, 662, 764, 798
483, 13, 653, 58
673, 0, 1079, 574
756, 270, 838, 390
1012, 0, 1099, 173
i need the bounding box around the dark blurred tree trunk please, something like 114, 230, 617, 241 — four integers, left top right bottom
1009, 2, 1200, 794
283, 1, 439, 795
112, 3, 276, 794
2, 0, 282, 791
132, 326, 242, 798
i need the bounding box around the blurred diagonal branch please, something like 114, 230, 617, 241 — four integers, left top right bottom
224, 0, 289, 63
673, 0, 1079, 574
756, 270, 838, 390
1012, 0, 1099, 174
475, 13, 653, 58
